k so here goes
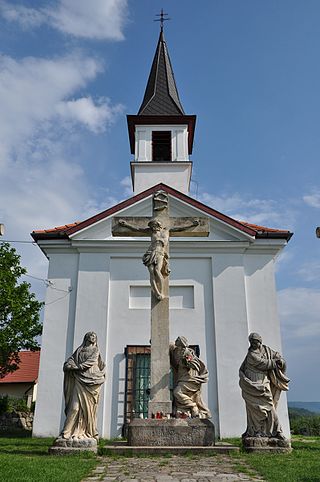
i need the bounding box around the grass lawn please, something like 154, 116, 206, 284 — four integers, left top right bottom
229, 436, 320, 482
1, 433, 319, 482
0, 434, 97, 482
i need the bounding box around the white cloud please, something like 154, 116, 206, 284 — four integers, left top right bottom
0, 0, 129, 302
0, 51, 123, 296
278, 287, 320, 339
296, 261, 320, 283
120, 176, 133, 196
274, 250, 294, 273
198, 191, 295, 229
0, 154, 88, 302
0, 2, 45, 28
56, 96, 124, 133
47, 0, 128, 40
278, 287, 320, 400
0, 53, 122, 162
0, 0, 128, 40
303, 191, 320, 208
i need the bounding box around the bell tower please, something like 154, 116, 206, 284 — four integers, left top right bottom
127, 24, 196, 194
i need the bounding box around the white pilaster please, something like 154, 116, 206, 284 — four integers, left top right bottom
212, 253, 249, 438
72, 252, 111, 436
33, 252, 79, 437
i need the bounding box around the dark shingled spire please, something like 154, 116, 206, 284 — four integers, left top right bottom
138, 30, 185, 116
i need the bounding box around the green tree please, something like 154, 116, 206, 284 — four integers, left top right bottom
0, 242, 43, 378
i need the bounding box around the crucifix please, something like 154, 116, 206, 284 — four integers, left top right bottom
112, 190, 209, 417
154, 9, 170, 32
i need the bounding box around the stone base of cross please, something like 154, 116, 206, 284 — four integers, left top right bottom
112, 190, 209, 417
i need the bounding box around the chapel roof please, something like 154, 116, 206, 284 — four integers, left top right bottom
31, 183, 292, 241
137, 29, 185, 116
0, 351, 40, 384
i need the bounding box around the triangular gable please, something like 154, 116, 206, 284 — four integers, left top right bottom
69, 194, 250, 242
31, 183, 292, 242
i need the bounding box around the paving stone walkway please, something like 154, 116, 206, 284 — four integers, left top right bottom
82, 455, 265, 482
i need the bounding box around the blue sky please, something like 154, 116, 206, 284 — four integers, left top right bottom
0, 0, 319, 402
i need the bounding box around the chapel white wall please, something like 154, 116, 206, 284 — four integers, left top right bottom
33, 232, 290, 439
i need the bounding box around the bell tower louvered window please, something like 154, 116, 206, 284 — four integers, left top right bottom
152, 131, 171, 161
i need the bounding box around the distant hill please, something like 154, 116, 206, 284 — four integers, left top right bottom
288, 401, 320, 414
288, 407, 316, 418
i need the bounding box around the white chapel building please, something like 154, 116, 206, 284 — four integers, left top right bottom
32, 30, 292, 439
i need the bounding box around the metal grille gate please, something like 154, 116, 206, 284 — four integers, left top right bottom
123, 344, 200, 432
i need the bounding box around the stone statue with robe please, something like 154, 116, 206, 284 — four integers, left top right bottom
60, 332, 105, 441
170, 336, 211, 418
239, 333, 290, 450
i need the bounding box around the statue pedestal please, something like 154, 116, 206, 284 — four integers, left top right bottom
242, 436, 292, 453
128, 418, 215, 447
49, 437, 98, 455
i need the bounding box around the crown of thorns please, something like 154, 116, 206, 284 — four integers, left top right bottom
248, 332, 262, 342
148, 219, 162, 227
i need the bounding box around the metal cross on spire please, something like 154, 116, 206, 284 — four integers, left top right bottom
154, 8, 170, 31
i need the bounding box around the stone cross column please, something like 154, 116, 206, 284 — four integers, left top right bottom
148, 191, 172, 416
112, 190, 209, 417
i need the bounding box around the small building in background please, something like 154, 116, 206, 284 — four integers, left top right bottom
0, 351, 40, 407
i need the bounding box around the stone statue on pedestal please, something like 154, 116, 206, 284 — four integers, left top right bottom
61, 331, 105, 439
239, 332, 291, 452
49, 332, 105, 455
170, 336, 211, 419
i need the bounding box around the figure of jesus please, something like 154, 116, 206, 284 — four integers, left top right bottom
118, 218, 199, 300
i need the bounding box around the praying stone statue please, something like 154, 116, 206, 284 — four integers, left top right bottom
239, 333, 291, 452
50, 332, 105, 454
170, 336, 211, 419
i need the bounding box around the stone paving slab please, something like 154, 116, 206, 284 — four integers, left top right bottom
82, 455, 265, 482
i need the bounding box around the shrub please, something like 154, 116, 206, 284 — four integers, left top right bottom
0, 395, 9, 415
0, 395, 31, 415
290, 415, 320, 436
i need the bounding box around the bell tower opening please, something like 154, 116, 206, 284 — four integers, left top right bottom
152, 131, 171, 161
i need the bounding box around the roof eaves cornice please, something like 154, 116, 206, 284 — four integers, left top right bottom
31, 183, 293, 242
